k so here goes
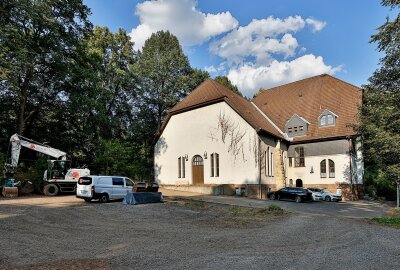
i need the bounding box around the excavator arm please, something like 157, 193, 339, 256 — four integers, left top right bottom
5, 134, 67, 174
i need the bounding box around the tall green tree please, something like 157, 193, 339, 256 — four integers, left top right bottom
134, 31, 193, 133
214, 76, 243, 96
0, 0, 92, 136
359, 0, 400, 200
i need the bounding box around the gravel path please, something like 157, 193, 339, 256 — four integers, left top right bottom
0, 195, 399, 270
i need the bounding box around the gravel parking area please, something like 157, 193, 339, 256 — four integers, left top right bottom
0, 195, 399, 270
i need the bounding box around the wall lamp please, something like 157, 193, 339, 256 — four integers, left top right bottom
203, 151, 208, 159
310, 166, 314, 174
184, 154, 188, 161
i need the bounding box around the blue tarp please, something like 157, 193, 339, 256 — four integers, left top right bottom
123, 192, 163, 205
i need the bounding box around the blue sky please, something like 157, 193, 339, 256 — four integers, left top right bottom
84, 0, 396, 97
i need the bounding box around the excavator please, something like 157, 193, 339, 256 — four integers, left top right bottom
4, 134, 90, 196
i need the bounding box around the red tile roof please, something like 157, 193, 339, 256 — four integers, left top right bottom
252, 74, 362, 142
167, 79, 285, 139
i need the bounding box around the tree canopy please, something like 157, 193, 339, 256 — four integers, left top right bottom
0, 2, 206, 181
359, 0, 400, 198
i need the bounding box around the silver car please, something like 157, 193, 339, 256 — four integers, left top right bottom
306, 188, 323, 201
308, 188, 342, 202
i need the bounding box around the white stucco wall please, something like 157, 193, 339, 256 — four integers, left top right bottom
154, 102, 260, 186
287, 153, 351, 186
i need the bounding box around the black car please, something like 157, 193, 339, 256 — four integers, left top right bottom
268, 187, 313, 203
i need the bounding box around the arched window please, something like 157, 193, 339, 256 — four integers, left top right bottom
289, 179, 293, 186
320, 115, 327, 126
320, 159, 326, 178
329, 159, 335, 178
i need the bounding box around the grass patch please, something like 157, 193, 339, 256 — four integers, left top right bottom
165, 198, 288, 228
370, 208, 400, 228
371, 217, 400, 228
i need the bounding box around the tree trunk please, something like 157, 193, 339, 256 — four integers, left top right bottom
18, 91, 27, 135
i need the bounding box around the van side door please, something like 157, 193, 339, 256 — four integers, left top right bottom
112, 177, 125, 199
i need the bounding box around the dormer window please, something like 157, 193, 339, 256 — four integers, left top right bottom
285, 114, 310, 138
319, 109, 337, 127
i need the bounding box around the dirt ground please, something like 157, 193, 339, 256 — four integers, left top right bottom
0, 195, 399, 270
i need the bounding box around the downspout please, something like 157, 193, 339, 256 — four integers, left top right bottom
347, 136, 353, 201
258, 136, 262, 199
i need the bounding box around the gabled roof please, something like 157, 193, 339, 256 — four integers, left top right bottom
286, 114, 311, 126
161, 79, 285, 140
252, 74, 362, 142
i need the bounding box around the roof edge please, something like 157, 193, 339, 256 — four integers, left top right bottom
251, 102, 291, 141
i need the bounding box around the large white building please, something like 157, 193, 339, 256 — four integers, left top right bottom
154, 74, 364, 199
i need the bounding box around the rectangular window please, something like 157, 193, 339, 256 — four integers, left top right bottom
288, 127, 292, 133
178, 157, 181, 178
299, 126, 304, 131
210, 153, 214, 177
215, 153, 219, 177
270, 151, 274, 177
294, 126, 298, 132
294, 147, 305, 167
289, 157, 293, 167
265, 148, 270, 176
112, 177, 124, 186
182, 157, 185, 178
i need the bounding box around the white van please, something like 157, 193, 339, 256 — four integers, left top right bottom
76, 175, 134, 203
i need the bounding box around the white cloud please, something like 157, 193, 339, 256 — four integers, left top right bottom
227, 54, 342, 97
129, 0, 238, 50
306, 18, 327, 33
210, 16, 328, 66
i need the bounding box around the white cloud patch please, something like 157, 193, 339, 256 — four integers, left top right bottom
208, 15, 337, 97
306, 17, 327, 33
210, 16, 326, 66
129, 0, 238, 50
227, 54, 342, 97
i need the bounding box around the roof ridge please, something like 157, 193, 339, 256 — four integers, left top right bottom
254, 74, 361, 99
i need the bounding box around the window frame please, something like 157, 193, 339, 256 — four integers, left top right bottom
215, 153, 219, 177
329, 159, 335, 178
210, 153, 214, 177
294, 147, 305, 167
320, 159, 327, 178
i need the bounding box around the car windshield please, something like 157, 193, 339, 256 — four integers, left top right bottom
321, 188, 329, 193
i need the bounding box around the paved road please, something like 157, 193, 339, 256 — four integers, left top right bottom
0, 195, 399, 270
160, 188, 390, 218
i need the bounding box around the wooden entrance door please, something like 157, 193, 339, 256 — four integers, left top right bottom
192, 155, 204, 185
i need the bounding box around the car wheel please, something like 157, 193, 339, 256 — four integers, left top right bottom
99, 193, 109, 203
325, 196, 331, 202
84, 198, 92, 202
295, 196, 302, 203
277, 195, 281, 201
270, 194, 276, 200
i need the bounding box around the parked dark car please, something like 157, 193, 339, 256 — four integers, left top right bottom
268, 187, 313, 203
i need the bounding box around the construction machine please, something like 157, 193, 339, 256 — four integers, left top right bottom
4, 134, 90, 196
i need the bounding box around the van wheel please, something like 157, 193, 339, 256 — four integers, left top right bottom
84, 198, 92, 202
43, 184, 59, 196
99, 194, 109, 203
295, 196, 302, 203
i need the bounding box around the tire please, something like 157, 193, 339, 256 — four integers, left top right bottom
325, 196, 331, 202
84, 198, 92, 202
270, 194, 276, 200
43, 184, 59, 196
295, 196, 302, 203
277, 195, 281, 201
99, 193, 109, 203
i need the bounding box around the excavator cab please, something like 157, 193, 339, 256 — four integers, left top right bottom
45, 160, 72, 181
